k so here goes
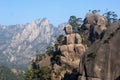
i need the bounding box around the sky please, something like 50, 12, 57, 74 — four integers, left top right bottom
0, 0, 120, 27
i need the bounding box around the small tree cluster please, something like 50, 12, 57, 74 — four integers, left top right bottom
103, 11, 118, 26
24, 66, 51, 80
88, 9, 118, 26
68, 16, 83, 33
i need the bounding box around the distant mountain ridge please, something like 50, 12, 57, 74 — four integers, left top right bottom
0, 18, 65, 69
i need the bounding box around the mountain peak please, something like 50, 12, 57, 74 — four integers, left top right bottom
41, 18, 50, 25
34, 18, 41, 24
33, 18, 50, 26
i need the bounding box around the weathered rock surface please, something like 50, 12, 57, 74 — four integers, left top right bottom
66, 34, 75, 44
81, 13, 107, 43
58, 24, 85, 69
79, 22, 120, 80
64, 24, 73, 34
51, 24, 85, 80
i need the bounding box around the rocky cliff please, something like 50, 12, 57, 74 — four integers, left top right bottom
79, 16, 120, 80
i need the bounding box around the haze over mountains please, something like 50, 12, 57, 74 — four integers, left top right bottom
0, 18, 65, 69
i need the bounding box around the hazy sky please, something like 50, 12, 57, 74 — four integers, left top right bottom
0, 0, 120, 26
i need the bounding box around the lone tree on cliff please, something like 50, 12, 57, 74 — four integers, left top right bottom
68, 15, 82, 33
103, 11, 118, 26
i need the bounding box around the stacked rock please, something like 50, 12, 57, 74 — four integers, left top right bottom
58, 24, 85, 69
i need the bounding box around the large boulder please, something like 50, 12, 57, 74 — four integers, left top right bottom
67, 44, 74, 53
75, 33, 82, 44
64, 24, 73, 34
37, 54, 51, 68
74, 44, 85, 55
58, 45, 68, 52
66, 34, 75, 44
65, 33, 82, 44
59, 44, 85, 69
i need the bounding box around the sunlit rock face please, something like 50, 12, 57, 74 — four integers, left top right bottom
51, 24, 86, 80
59, 24, 85, 69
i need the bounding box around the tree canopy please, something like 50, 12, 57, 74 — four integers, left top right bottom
68, 15, 82, 33
103, 11, 118, 25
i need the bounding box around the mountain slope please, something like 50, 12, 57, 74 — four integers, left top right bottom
0, 65, 23, 80
0, 18, 65, 69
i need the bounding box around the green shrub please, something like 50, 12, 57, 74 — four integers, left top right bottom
24, 66, 51, 80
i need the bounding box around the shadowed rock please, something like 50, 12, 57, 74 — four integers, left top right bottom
64, 24, 73, 34
79, 23, 120, 80
81, 13, 107, 43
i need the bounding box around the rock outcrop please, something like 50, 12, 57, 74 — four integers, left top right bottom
28, 54, 51, 71
59, 24, 85, 69
51, 24, 85, 80
81, 13, 107, 43
79, 22, 120, 80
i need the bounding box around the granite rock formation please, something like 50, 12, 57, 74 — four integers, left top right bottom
51, 24, 85, 80
79, 22, 120, 80
81, 13, 107, 43
59, 24, 85, 69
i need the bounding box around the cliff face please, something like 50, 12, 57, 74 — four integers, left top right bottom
79, 21, 120, 79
